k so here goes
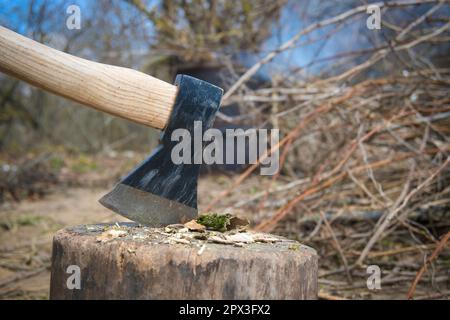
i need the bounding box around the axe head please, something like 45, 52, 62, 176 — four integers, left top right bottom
99, 75, 223, 226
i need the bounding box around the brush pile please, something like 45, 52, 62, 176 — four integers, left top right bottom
0, 153, 58, 203
206, 1, 450, 299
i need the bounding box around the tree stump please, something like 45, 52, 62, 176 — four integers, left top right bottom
50, 223, 318, 299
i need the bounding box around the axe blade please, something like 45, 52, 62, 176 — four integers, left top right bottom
99, 75, 223, 226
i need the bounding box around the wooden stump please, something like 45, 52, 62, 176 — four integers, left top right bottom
50, 223, 318, 299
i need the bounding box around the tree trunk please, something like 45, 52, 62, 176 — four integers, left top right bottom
50, 223, 318, 299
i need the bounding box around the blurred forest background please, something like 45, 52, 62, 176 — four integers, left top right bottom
0, 0, 449, 299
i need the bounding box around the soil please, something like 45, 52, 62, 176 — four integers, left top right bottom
0, 187, 126, 299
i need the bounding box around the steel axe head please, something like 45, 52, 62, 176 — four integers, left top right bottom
99, 75, 223, 226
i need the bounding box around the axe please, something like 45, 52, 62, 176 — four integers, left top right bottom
0, 26, 223, 226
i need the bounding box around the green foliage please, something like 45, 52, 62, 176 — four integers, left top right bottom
0, 214, 44, 230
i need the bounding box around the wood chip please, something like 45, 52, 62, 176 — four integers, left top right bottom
226, 233, 254, 243
208, 235, 232, 244
96, 229, 127, 243
172, 238, 190, 245
181, 233, 194, 240
252, 233, 281, 243
166, 224, 185, 229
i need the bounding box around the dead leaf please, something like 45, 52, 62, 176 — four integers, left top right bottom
184, 219, 206, 232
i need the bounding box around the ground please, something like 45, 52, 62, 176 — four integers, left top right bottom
0, 169, 247, 299
0, 187, 122, 299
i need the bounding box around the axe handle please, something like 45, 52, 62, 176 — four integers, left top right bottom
0, 26, 177, 129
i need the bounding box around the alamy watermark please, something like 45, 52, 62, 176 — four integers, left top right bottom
366, 4, 381, 30
366, 265, 381, 290
171, 121, 279, 175
66, 265, 81, 290
66, 5, 81, 30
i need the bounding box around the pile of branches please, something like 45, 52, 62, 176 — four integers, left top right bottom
205, 0, 450, 299
0, 154, 58, 203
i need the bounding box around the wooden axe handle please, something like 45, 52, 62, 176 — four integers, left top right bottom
0, 26, 177, 129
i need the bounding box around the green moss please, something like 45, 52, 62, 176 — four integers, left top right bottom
196, 213, 232, 232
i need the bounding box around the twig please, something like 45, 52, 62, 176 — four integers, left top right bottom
0, 266, 47, 289
222, 0, 445, 102
406, 230, 450, 299
355, 156, 450, 265
318, 290, 349, 300
320, 211, 353, 283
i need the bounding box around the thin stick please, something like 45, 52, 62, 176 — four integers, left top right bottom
203, 88, 356, 212
222, 0, 444, 102
356, 156, 450, 265
406, 230, 450, 299
320, 211, 353, 283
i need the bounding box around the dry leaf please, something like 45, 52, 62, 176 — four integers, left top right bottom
184, 219, 206, 232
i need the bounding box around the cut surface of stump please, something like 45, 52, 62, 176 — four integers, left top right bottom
50, 223, 318, 299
